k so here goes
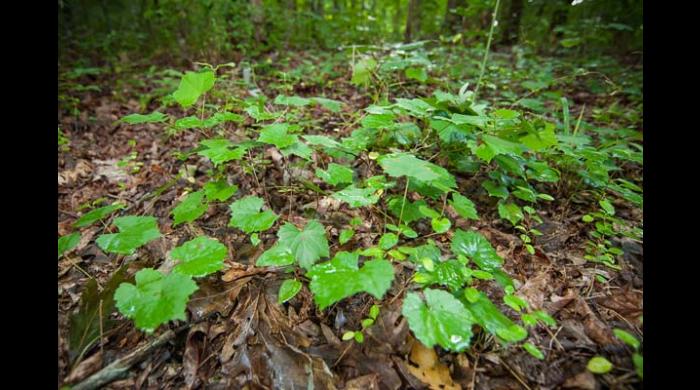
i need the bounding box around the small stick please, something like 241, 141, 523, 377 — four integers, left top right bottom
71, 327, 185, 390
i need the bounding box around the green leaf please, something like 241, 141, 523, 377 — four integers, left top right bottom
256, 244, 295, 267
278, 279, 302, 304
451, 230, 503, 272
274, 95, 311, 107
281, 140, 313, 160
613, 328, 640, 350
74, 203, 125, 228
203, 181, 238, 202
59, 232, 81, 259
395, 98, 434, 118
316, 163, 354, 186
304, 135, 343, 149
339, 228, 355, 245
120, 112, 168, 124
332, 185, 380, 208
171, 236, 227, 277
278, 220, 329, 270
405, 67, 428, 83
307, 251, 394, 309
498, 203, 524, 226
482, 180, 509, 199
431, 217, 451, 234
522, 342, 545, 360
172, 191, 208, 226
475, 135, 527, 163
354, 332, 364, 343
258, 123, 298, 149
114, 268, 198, 333
96, 216, 161, 255
198, 139, 248, 166
402, 289, 474, 352
378, 153, 443, 182
587, 356, 613, 374
172, 70, 216, 108
503, 294, 528, 312
173, 116, 205, 130
633, 353, 643, 379
312, 97, 343, 112
351, 57, 377, 87
369, 304, 380, 319
532, 310, 557, 327
599, 199, 616, 216
342, 331, 355, 341
387, 197, 428, 224
450, 193, 479, 220
414, 259, 470, 291
462, 292, 527, 343
362, 113, 395, 129
228, 196, 278, 234
379, 233, 399, 250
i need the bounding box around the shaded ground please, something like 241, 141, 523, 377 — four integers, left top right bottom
58, 47, 642, 389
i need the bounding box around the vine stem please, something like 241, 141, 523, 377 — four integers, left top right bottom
397, 177, 410, 228
472, 0, 501, 103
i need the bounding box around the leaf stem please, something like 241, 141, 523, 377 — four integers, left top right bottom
472, 0, 501, 103
397, 177, 410, 228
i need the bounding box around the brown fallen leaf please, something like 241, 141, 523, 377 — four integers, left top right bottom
183, 323, 209, 389
59, 160, 93, 186
406, 341, 461, 390
346, 374, 380, 390
562, 370, 598, 390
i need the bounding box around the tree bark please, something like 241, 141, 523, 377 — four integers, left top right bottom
404, 0, 421, 43
443, 0, 466, 35
501, 0, 523, 45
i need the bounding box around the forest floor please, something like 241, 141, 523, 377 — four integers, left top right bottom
58, 45, 643, 389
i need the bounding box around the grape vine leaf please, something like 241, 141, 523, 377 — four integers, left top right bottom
203, 180, 238, 202
256, 244, 295, 267
114, 268, 198, 333
315, 163, 354, 186
277, 220, 329, 270
378, 153, 441, 181
258, 123, 298, 149
332, 185, 380, 208
96, 216, 161, 255
171, 236, 227, 277
198, 139, 248, 166
402, 288, 474, 352
172, 70, 216, 108
74, 203, 125, 228
120, 112, 168, 124
451, 229, 503, 272
307, 251, 394, 309
228, 196, 278, 234
450, 193, 479, 220
172, 191, 208, 226
497, 202, 524, 226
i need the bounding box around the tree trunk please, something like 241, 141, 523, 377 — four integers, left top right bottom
250, 0, 266, 43
501, 0, 523, 45
404, 0, 420, 43
443, 0, 465, 35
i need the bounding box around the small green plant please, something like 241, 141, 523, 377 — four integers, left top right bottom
342, 304, 380, 344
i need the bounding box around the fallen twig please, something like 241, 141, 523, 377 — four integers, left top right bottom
71, 325, 187, 390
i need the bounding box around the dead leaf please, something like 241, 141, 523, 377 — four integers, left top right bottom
59, 160, 93, 186
346, 374, 380, 390
407, 342, 461, 390
562, 370, 598, 389
183, 323, 209, 389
